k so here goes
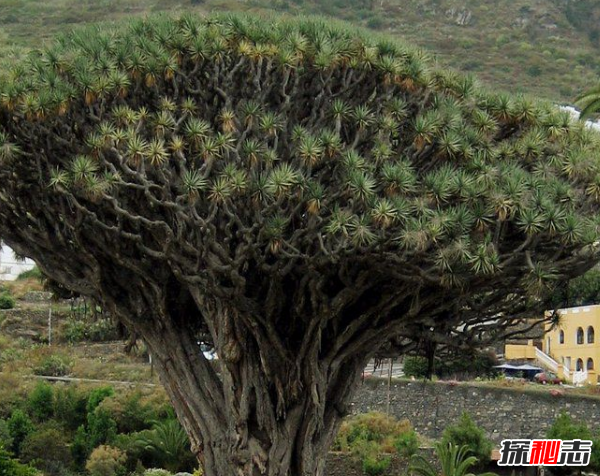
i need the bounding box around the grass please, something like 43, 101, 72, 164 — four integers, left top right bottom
0, 0, 599, 103
0, 290, 158, 385
1, 278, 44, 299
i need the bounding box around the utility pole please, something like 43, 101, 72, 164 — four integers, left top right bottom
48, 306, 52, 346
386, 358, 393, 415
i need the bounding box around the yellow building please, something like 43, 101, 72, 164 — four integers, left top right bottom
505, 304, 600, 385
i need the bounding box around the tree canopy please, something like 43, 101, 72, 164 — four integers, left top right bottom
0, 13, 599, 476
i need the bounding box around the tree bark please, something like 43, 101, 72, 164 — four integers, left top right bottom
133, 304, 366, 476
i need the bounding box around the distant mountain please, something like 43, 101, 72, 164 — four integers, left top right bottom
291, 0, 600, 102
0, 0, 598, 102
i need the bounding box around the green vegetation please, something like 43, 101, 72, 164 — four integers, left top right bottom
403, 357, 429, 379
0, 448, 38, 476
16, 267, 42, 282
547, 412, 600, 474
403, 352, 498, 381
0, 293, 15, 310
441, 413, 492, 466
0, 380, 194, 475
333, 412, 420, 473
33, 355, 71, 377
85, 445, 127, 476
27, 382, 54, 421
552, 268, 600, 307
1, 9, 599, 475
0, 0, 598, 103
20, 425, 72, 476
7, 410, 33, 456
63, 317, 120, 343
410, 441, 495, 476
576, 84, 600, 120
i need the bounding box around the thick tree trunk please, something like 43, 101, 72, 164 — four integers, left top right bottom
136, 308, 366, 476
199, 405, 334, 476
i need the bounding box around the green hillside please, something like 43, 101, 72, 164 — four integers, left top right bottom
0, 0, 599, 103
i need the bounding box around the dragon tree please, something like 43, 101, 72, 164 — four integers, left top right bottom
1, 13, 599, 476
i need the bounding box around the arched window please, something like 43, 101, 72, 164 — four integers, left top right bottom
559, 330, 565, 344
588, 358, 594, 370
577, 327, 584, 345
588, 327, 595, 344
577, 358, 584, 371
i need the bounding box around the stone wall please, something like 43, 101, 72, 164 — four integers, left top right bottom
351, 379, 600, 443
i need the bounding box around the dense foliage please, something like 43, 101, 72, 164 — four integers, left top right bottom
0, 294, 16, 310
441, 413, 492, 466
409, 441, 493, 476
1, 12, 599, 475
402, 357, 429, 379
333, 412, 418, 475
403, 351, 498, 380
0, 383, 195, 476
547, 412, 600, 475
0, 449, 38, 476
551, 268, 600, 307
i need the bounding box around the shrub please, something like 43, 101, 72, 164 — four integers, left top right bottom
99, 390, 156, 434
87, 386, 114, 414
334, 413, 417, 472
394, 429, 419, 458
435, 351, 499, 380
20, 426, 72, 476
0, 448, 38, 476
362, 455, 391, 476
366, 16, 385, 30
86, 445, 126, 476
334, 412, 413, 452
87, 319, 120, 342
88, 408, 117, 449
133, 419, 196, 473
143, 470, 172, 476
16, 267, 42, 281
33, 355, 70, 377
112, 433, 145, 474
546, 412, 600, 474
403, 356, 429, 379
7, 409, 33, 456
63, 318, 119, 343
62, 319, 87, 343
71, 425, 90, 471
441, 412, 492, 465
53, 386, 88, 431
0, 294, 15, 310
0, 419, 14, 451
411, 441, 481, 476
547, 412, 592, 440
27, 382, 53, 421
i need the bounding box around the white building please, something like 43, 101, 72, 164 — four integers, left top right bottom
0, 243, 35, 281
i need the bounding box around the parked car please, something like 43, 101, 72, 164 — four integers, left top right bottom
534, 372, 561, 385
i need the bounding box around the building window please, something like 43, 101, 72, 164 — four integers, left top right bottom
577, 358, 584, 371
588, 327, 595, 344
588, 358, 594, 371
559, 330, 565, 344
577, 327, 584, 345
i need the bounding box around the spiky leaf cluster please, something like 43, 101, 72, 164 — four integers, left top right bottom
0, 13, 599, 352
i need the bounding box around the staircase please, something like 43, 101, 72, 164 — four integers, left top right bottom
535, 347, 559, 373
535, 347, 589, 386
